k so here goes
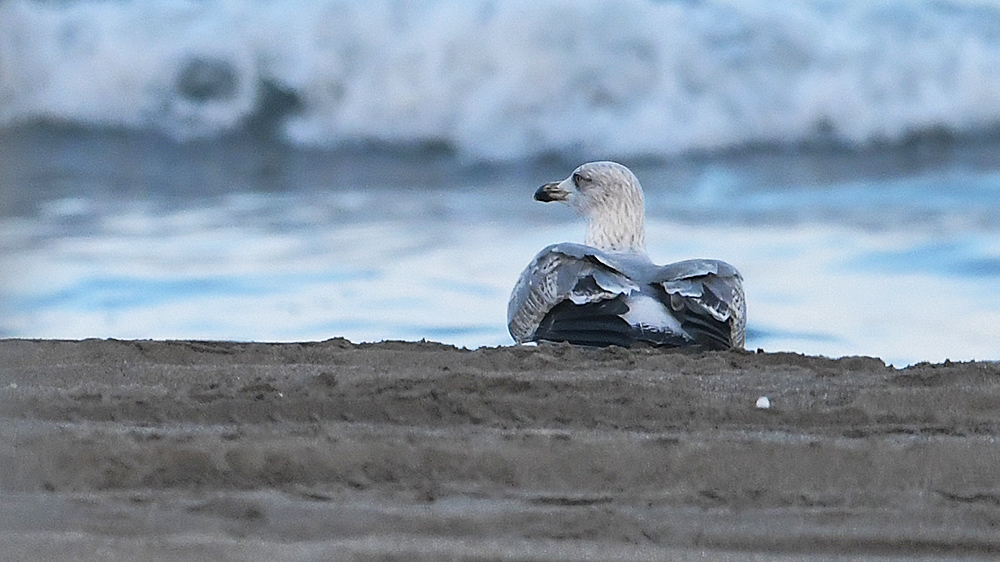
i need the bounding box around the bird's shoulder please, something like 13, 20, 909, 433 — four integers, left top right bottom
651, 258, 743, 283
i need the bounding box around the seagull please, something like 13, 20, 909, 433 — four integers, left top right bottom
507, 161, 746, 350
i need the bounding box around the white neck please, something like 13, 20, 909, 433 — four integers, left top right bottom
584, 198, 646, 252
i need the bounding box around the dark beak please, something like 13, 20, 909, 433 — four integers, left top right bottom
534, 181, 567, 202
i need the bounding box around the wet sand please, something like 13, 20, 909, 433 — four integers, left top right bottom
2, 338, 999, 560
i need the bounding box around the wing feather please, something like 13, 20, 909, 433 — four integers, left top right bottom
653, 259, 747, 349
509, 248, 746, 350
507, 244, 638, 343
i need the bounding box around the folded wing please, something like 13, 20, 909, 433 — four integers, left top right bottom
653, 259, 747, 350
507, 244, 640, 346
508, 246, 746, 350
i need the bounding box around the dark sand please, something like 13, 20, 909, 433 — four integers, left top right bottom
2, 338, 1000, 561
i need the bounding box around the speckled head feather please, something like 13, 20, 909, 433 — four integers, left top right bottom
534, 161, 645, 253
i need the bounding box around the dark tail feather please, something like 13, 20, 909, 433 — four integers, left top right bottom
680, 314, 732, 350
533, 298, 636, 348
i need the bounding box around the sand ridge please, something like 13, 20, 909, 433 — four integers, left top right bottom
2, 338, 1000, 560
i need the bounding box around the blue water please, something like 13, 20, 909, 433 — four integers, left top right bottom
2, 126, 999, 365
2, 0, 1000, 365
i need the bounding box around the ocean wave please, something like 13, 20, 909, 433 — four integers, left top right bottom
3, 0, 1000, 161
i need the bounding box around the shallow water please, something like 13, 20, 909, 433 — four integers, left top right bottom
2, 127, 999, 365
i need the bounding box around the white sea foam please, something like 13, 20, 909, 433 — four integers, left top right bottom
3, 0, 1000, 160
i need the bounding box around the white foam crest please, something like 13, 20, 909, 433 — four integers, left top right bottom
3, 0, 1000, 159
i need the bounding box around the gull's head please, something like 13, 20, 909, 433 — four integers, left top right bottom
534, 161, 646, 252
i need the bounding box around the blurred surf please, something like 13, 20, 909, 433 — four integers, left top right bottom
3, 0, 1000, 364
3, 0, 1000, 161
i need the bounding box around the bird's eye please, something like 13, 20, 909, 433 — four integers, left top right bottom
572, 172, 587, 187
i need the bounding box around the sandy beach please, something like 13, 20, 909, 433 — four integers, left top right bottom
2, 338, 1000, 560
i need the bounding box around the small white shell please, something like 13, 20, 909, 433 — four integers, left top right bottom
755, 396, 771, 409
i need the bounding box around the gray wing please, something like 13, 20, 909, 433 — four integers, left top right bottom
651, 259, 746, 349
507, 243, 639, 343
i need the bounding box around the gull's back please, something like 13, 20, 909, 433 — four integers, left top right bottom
508, 161, 746, 350
507, 243, 746, 350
